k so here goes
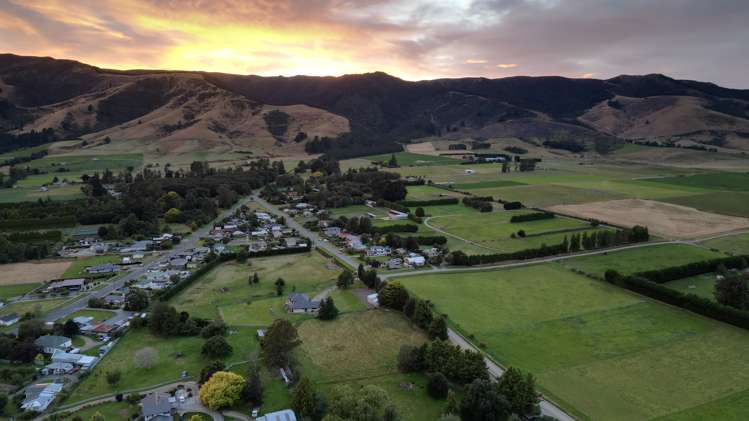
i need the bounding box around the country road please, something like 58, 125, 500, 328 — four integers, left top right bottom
43, 195, 254, 323
255, 197, 577, 421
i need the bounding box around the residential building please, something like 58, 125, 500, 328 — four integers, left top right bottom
86, 263, 120, 274
388, 209, 409, 220
42, 362, 74, 375
285, 293, 320, 314
405, 253, 426, 266
21, 383, 63, 412
367, 246, 390, 257
35, 335, 72, 354
51, 351, 98, 369
0, 313, 20, 326
387, 258, 402, 269
140, 392, 175, 421
47, 278, 87, 293
257, 409, 298, 421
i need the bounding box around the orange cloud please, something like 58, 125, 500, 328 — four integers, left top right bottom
496, 63, 518, 68
465, 59, 487, 64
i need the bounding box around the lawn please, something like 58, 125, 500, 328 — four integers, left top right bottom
219, 296, 313, 327
0, 298, 69, 317
170, 253, 339, 320
295, 310, 444, 420
399, 264, 749, 421
62, 255, 122, 278
24, 153, 143, 173
65, 308, 117, 323
661, 192, 749, 218
451, 180, 527, 190
365, 152, 459, 166
0, 184, 84, 203
701, 233, 749, 256
70, 401, 137, 419
66, 326, 259, 403
559, 244, 723, 277
328, 205, 389, 218
0, 283, 40, 300
405, 185, 465, 201
467, 184, 627, 208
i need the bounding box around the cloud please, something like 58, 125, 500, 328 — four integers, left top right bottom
0, 0, 747, 87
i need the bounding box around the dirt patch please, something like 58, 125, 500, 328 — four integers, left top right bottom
406, 142, 437, 155
0, 260, 72, 285
549, 199, 749, 239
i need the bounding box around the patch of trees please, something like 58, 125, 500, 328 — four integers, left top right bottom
604, 269, 749, 332
299, 166, 407, 209
632, 255, 749, 284
455, 373, 540, 421
305, 131, 403, 160
0, 129, 57, 154
503, 146, 527, 155
630, 140, 718, 153
264, 110, 291, 138
199, 371, 246, 410
509, 212, 554, 223
543, 140, 585, 153
715, 271, 749, 310
0, 149, 48, 167
0, 234, 54, 263
398, 340, 487, 385
0, 335, 41, 363
399, 198, 459, 207
325, 384, 399, 421
318, 297, 339, 320
448, 144, 467, 150
463, 196, 493, 212
148, 302, 206, 336
503, 201, 523, 210
5, 230, 62, 243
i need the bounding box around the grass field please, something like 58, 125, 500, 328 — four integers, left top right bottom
0, 184, 84, 203
661, 192, 749, 218
405, 185, 465, 201
62, 255, 121, 278
427, 209, 606, 252
400, 264, 749, 420
701, 233, 749, 256
71, 401, 137, 419
24, 153, 143, 173
560, 244, 723, 277
296, 311, 444, 420
0, 298, 69, 317
644, 172, 749, 192
170, 253, 339, 320
451, 180, 527, 189
0, 283, 40, 299
365, 152, 459, 166
328, 205, 389, 218
468, 184, 627, 208
665, 273, 717, 300
67, 326, 259, 403
65, 309, 117, 323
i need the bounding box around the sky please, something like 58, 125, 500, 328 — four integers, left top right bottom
0, 0, 747, 88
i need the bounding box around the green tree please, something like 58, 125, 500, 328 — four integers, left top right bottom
378, 281, 409, 310
715, 273, 749, 310
261, 319, 301, 368
250, 272, 260, 285
428, 316, 448, 340
388, 154, 399, 168
202, 335, 233, 358
412, 299, 434, 329
106, 370, 121, 387
326, 384, 398, 421
415, 207, 425, 217
200, 361, 226, 385
337, 270, 354, 289
497, 367, 539, 417
199, 371, 246, 410
201, 321, 227, 338
124, 289, 149, 311
318, 297, 339, 321
427, 372, 449, 399
89, 412, 105, 421
0, 394, 7, 414
164, 207, 182, 223
243, 361, 264, 406
460, 379, 511, 421
275, 277, 286, 296
292, 377, 325, 421
63, 319, 80, 337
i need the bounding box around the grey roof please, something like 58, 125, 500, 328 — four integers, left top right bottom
35, 335, 71, 349
257, 409, 298, 421
49, 278, 85, 289
86, 263, 120, 273
287, 293, 320, 310
0, 313, 20, 322
141, 392, 173, 417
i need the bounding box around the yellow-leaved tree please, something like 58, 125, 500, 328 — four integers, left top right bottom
199, 371, 246, 410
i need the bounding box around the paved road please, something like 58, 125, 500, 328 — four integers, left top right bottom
256, 198, 576, 420
44, 196, 253, 323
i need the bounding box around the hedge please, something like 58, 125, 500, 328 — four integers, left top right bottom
400, 198, 459, 207
373, 224, 419, 234
509, 212, 554, 223
503, 202, 523, 210
6, 230, 63, 242
463, 197, 493, 213
633, 255, 749, 283
412, 235, 448, 246
0, 216, 77, 230
606, 270, 749, 331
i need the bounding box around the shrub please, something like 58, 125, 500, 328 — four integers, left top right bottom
427, 372, 450, 399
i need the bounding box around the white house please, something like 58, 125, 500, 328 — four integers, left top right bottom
42, 362, 75, 375
21, 383, 63, 412
257, 409, 298, 421
51, 350, 98, 369
405, 253, 426, 267
367, 246, 390, 257
388, 209, 409, 220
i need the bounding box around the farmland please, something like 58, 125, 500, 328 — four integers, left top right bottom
295, 310, 444, 421
399, 264, 749, 421
364, 151, 460, 166
701, 233, 749, 255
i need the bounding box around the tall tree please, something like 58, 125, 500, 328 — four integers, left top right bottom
292, 377, 325, 421
261, 319, 301, 368
497, 367, 539, 417
460, 379, 511, 421
318, 297, 339, 321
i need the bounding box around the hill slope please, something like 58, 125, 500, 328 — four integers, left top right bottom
1, 54, 748, 156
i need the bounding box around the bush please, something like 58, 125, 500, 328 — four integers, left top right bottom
463, 197, 493, 212
427, 372, 450, 399
509, 212, 554, 223
503, 201, 523, 210
202, 335, 233, 358
400, 198, 459, 207
397, 345, 423, 373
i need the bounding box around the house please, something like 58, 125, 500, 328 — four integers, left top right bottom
367, 246, 390, 257
121, 240, 153, 253
388, 209, 409, 220
104, 294, 126, 306
73, 316, 94, 326
284, 237, 299, 248
86, 263, 120, 274
0, 313, 20, 326
387, 258, 402, 269
213, 244, 227, 254
35, 335, 72, 354
51, 351, 98, 369
47, 278, 86, 293
21, 383, 63, 412
285, 293, 320, 314
405, 253, 426, 267
42, 362, 75, 375
257, 409, 298, 421
140, 392, 174, 421
257, 329, 266, 339
252, 229, 269, 237
324, 227, 342, 237
169, 258, 188, 270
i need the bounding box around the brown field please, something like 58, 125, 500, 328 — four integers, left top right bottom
0, 260, 72, 285
406, 142, 437, 155
549, 199, 749, 239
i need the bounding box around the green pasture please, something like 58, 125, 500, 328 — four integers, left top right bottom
400, 263, 749, 420
701, 233, 749, 256
71, 401, 137, 420
468, 184, 627, 208
329, 205, 389, 218
0, 283, 40, 300
644, 172, 749, 192
405, 184, 465, 201
170, 252, 338, 320
24, 153, 143, 173
665, 273, 717, 301
63, 255, 121, 278
661, 192, 749, 218
0, 298, 69, 318
65, 309, 117, 323
560, 244, 723, 277
365, 152, 459, 166
0, 184, 84, 203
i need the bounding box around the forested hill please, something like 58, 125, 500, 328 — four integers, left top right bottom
2, 53, 749, 157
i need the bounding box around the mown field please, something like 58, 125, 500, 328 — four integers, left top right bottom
62, 255, 122, 278
400, 263, 749, 421
170, 252, 339, 321
365, 152, 459, 166
296, 310, 444, 421
701, 233, 749, 256
559, 244, 723, 277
